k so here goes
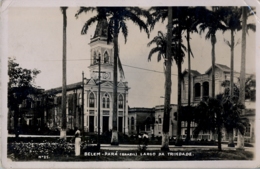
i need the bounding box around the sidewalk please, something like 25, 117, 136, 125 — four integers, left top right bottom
100, 144, 254, 152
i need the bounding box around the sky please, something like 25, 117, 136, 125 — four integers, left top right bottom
5, 2, 257, 108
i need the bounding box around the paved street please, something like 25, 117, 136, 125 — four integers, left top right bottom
100, 144, 255, 153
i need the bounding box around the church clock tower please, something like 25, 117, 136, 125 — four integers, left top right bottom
83, 18, 129, 135
89, 18, 114, 81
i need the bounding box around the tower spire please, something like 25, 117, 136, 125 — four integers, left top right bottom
93, 18, 108, 39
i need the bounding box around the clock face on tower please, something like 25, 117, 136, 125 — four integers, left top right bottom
102, 72, 111, 80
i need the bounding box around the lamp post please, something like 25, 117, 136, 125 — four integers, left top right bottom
97, 54, 101, 149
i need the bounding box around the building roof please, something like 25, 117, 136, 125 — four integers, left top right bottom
182, 69, 201, 77
45, 82, 82, 94
205, 63, 231, 74
93, 18, 108, 39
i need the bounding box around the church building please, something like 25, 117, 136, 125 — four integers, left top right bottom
45, 19, 129, 135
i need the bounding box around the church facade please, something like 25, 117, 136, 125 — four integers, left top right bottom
45, 19, 129, 135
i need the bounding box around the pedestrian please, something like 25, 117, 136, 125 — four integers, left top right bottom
74, 128, 81, 156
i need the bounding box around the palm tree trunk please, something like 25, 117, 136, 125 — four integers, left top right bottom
60, 7, 68, 139
237, 6, 247, 150
186, 30, 191, 143
228, 29, 235, 147
216, 110, 222, 151
176, 24, 183, 146
211, 35, 216, 98
161, 7, 172, 151
111, 20, 119, 145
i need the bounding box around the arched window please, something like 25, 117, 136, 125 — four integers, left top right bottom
107, 97, 110, 108
102, 98, 106, 108
93, 52, 97, 65
104, 51, 110, 63
118, 94, 123, 109
89, 93, 95, 107
102, 93, 110, 108
194, 83, 201, 98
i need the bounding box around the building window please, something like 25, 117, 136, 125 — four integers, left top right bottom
245, 123, 251, 137
104, 51, 110, 63
93, 52, 97, 65
131, 117, 135, 130
194, 83, 201, 98
158, 115, 162, 124
107, 98, 110, 108
103, 93, 110, 108
203, 82, 209, 97
184, 85, 188, 100
102, 98, 106, 108
89, 93, 95, 107
118, 94, 123, 109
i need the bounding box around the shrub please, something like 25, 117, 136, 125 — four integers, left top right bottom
8, 139, 74, 160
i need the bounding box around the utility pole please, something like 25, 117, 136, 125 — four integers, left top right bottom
82, 71, 85, 140
93, 54, 105, 150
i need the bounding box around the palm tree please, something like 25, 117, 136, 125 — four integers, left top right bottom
147, 28, 186, 150
149, 7, 187, 147
147, 7, 173, 151
60, 6, 68, 140
199, 7, 227, 98
176, 7, 207, 142
76, 7, 150, 145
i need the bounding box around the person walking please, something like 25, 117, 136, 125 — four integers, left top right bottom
75, 128, 81, 156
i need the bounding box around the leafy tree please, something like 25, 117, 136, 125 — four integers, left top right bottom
60, 6, 68, 139
76, 7, 150, 145
8, 58, 41, 138
193, 97, 223, 151
221, 95, 247, 147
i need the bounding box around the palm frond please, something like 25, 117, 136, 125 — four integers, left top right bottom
148, 47, 164, 62
124, 10, 150, 38
120, 21, 128, 44
81, 16, 99, 35
247, 23, 256, 33
75, 7, 95, 19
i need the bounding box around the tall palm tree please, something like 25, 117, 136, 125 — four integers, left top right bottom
76, 7, 150, 145
176, 7, 207, 142
237, 6, 248, 150
60, 6, 68, 139
147, 28, 186, 150
149, 7, 187, 147
199, 7, 227, 98
221, 6, 255, 147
